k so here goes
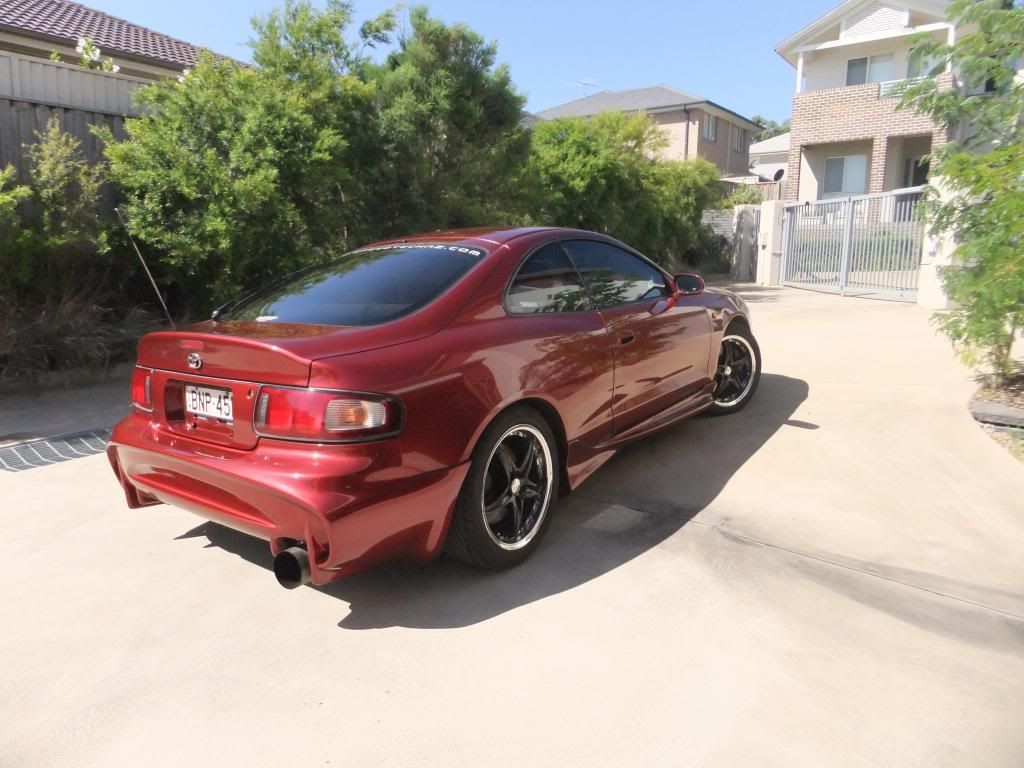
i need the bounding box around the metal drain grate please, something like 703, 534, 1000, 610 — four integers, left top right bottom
0, 429, 112, 472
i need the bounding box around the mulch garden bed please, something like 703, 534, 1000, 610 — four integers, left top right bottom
976, 375, 1024, 412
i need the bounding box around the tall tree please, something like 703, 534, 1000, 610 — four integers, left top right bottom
101, 1, 394, 311
750, 115, 790, 142
527, 112, 720, 266
365, 6, 531, 235
898, 0, 1024, 384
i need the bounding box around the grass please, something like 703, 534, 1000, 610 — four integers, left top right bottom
982, 424, 1024, 462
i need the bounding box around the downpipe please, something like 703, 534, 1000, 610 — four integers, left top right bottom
274, 546, 312, 589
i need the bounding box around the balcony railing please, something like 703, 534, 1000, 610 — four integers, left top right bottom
878, 76, 926, 99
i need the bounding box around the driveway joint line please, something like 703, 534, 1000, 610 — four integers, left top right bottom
576, 494, 1024, 623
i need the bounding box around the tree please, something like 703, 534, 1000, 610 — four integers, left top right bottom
750, 115, 790, 143
26, 116, 104, 255
0, 119, 107, 300
101, 2, 395, 311
100, 1, 533, 314
0, 165, 29, 234
526, 112, 720, 266
365, 6, 531, 235
898, 0, 1024, 385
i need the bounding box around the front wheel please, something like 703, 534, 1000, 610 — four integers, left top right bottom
445, 407, 559, 569
709, 322, 761, 415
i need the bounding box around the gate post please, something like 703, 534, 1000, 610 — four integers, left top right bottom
838, 197, 856, 296
757, 200, 786, 287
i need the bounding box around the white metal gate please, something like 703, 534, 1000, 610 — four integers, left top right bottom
781, 187, 927, 301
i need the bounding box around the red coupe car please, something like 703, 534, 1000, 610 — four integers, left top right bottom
108, 227, 760, 588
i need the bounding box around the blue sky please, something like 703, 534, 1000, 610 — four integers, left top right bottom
86, 0, 839, 122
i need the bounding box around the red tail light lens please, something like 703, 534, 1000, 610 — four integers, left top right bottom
253, 387, 400, 442
131, 367, 153, 411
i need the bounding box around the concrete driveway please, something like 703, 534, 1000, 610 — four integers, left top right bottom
2, 287, 1023, 767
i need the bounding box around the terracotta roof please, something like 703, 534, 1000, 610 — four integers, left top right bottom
0, 0, 212, 71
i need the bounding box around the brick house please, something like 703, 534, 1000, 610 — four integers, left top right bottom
776, 0, 954, 201
536, 85, 760, 178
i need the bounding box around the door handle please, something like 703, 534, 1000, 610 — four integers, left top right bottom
619, 333, 636, 346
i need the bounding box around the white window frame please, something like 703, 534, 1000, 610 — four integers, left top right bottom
732, 126, 747, 153
822, 154, 868, 198
703, 114, 717, 142
846, 53, 895, 86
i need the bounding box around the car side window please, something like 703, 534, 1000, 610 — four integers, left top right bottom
562, 240, 670, 310
507, 243, 594, 314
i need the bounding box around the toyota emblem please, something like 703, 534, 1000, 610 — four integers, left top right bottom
187, 352, 203, 370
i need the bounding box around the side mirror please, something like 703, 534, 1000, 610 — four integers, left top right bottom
674, 272, 705, 296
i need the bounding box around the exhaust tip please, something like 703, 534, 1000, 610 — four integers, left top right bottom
274, 546, 312, 589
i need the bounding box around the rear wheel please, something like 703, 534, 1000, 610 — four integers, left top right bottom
709, 322, 761, 415
445, 407, 559, 569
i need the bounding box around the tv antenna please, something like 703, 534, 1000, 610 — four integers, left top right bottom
115, 207, 175, 329
576, 79, 598, 96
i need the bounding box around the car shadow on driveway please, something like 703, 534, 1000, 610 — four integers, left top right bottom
180, 373, 809, 629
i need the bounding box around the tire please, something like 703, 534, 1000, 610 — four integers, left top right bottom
709, 321, 761, 416
445, 406, 560, 569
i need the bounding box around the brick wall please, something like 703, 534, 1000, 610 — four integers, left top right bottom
650, 107, 752, 176
692, 107, 751, 177
785, 73, 953, 200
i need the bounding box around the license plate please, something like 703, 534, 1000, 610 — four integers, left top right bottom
184, 384, 233, 422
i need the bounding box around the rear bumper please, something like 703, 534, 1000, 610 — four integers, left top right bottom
108, 411, 470, 583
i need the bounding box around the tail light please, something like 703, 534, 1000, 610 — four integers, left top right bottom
253, 387, 401, 442
131, 367, 153, 412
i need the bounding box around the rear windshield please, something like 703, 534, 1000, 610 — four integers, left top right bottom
220, 243, 486, 326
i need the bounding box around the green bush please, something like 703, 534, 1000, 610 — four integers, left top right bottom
101, 2, 532, 315
0, 120, 155, 387
26, 116, 104, 254
714, 183, 763, 209
898, 0, 1024, 384
101, 52, 357, 312
525, 112, 720, 267
1, 118, 110, 302
366, 6, 532, 235
0, 165, 30, 232
680, 224, 732, 273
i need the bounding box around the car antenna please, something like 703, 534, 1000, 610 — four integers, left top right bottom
115, 207, 175, 329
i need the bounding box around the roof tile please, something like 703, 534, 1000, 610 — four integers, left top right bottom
537, 84, 705, 119
0, 0, 212, 70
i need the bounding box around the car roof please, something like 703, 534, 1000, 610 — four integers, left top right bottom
365, 227, 633, 252
366, 227, 565, 249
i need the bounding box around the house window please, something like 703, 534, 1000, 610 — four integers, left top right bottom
733, 126, 747, 152
822, 154, 868, 198
902, 156, 930, 187
846, 53, 895, 86
907, 49, 942, 79
703, 114, 717, 141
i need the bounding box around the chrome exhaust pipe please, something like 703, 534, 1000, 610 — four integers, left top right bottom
274, 546, 312, 589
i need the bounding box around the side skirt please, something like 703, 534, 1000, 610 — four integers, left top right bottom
563, 389, 714, 491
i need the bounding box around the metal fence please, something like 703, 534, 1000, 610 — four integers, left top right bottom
0, 51, 143, 217
0, 51, 147, 116
781, 187, 927, 301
